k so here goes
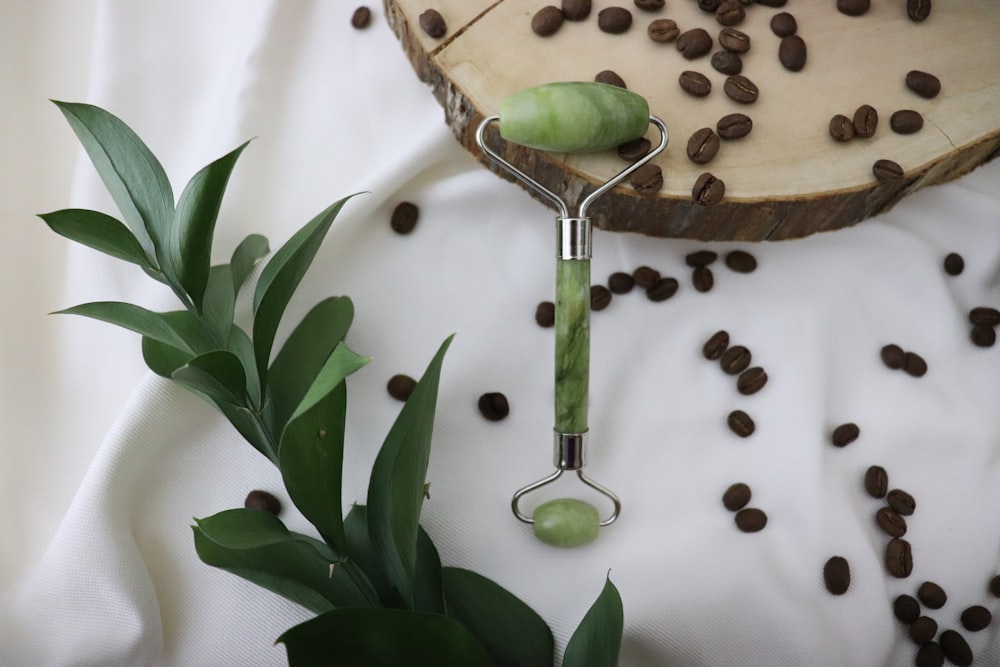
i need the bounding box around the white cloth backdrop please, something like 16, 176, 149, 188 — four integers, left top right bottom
2, 2, 1000, 666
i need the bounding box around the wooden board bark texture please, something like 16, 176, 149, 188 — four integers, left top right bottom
384, 0, 1000, 241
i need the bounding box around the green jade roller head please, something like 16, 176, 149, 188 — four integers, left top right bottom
476, 82, 668, 547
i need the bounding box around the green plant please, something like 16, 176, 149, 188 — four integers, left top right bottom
41, 101, 624, 665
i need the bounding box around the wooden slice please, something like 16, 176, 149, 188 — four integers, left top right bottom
384, 0, 1000, 241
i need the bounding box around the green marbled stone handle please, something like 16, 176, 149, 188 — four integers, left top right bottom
555, 257, 590, 434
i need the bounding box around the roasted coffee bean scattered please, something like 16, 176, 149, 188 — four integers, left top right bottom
390, 201, 419, 234
837, 0, 870, 16
864, 465, 889, 499
478, 392, 510, 421
562, 0, 591, 21
535, 301, 555, 327
906, 70, 941, 99
727, 409, 755, 437
590, 284, 612, 311
419, 9, 447, 38
887, 488, 916, 516
532, 6, 565, 36
720, 345, 752, 374
679, 70, 712, 97
829, 115, 855, 142
630, 163, 663, 195
881, 343, 905, 369
595, 70, 627, 88
939, 630, 973, 667
715, 1, 745, 26
737, 367, 767, 395
970, 325, 996, 348
886, 537, 913, 577
907, 0, 932, 22
890, 109, 924, 135
647, 18, 680, 43
245, 489, 282, 515
893, 594, 921, 624
755, 0, 787, 6
608, 271, 635, 294
724, 74, 758, 103
677, 28, 713, 59
597, 6, 633, 34
723, 482, 752, 511
915, 642, 944, 667
725, 250, 757, 273
853, 104, 878, 138
917, 581, 947, 609
351, 6, 371, 29
831, 422, 860, 447
698, 0, 723, 13
687, 127, 721, 164
873, 159, 904, 184
943, 252, 965, 276
823, 556, 851, 595
717, 113, 752, 139
991, 574, 1000, 598
686, 250, 718, 268
711, 50, 743, 75
633, 265, 661, 288
718, 27, 750, 53
735, 507, 767, 532
969, 306, 1000, 327
778, 34, 807, 72
902, 351, 927, 377
960, 605, 992, 632
703, 330, 730, 360
692, 172, 725, 206
770, 12, 796, 37
875, 507, 907, 538
647, 276, 679, 302
633, 0, 664, 10
387, 373, 417, 401
910, 616, 938, 644
618, 137, 651, 161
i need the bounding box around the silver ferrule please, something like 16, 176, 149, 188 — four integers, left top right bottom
557, 217, 591, 260
554, 431, 588, 470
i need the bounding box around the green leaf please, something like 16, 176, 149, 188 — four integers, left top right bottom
227, 325, 262, 409
215, 403, 276, 463
230, 233, 269, 295
172, 350, 247, 406
193, 508, 377, 614
252, 195, 359, 387
414, 526, 444, 614
561, 575, 624, 667
53, 101, 173, 268
367, 335, 453, 608
343, 504, 401, 608
139, 310, 215, 377
277, 607, 493, 667
55, 301, 193, 351
442, 567, 554, 667
202, 264, 235, 343
278, 342, 370, 553
169, 141, 249, 311
39, 208, 154, 269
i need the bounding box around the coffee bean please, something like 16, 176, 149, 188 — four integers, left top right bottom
387, 373, 417, 401
969, 306, 1000, 327
906, 70, 941, 99
633, 265, 661, 288
864, 465, 888, 499
939, 630, 973, 667
779, 35, 807, 72
697, 0, 723, 12
991, 574, 1000, 598
971, 325, 996, 348
943, 252, 965, 276
720, 345, 751, 374
562, 0, 591, 21
724, 250, 757, 273
737, 367, 767, 395
597, 7, 633, 34
391, 201, 419, 234
595, 70, 627, 88
873, 159, 904, 184
886, 538, 913, 578
618, 137, 651, 161
245, 489, 282, 515
723, 482, 751, 511
478, 392, 510, 421
735, 507, 767, 532
351, 6, 371, 29
686, 250, 718, 268
894, 594, 921, 624
853, 104, 879, 138
890, 109, 924, 135
608, 271, 635, 294
677, 28, 713, 59
837, 0, 870, 16
532, 6, 564, 36
727, 409, 755, 437
717, 113, 752, 139
887, 488, 916, 516
648, 18, 680, 43
829, 115, 855, 142
687, 128, 721, 164
679, 70, 713, 97
960, 605, 992, 632
917, 581, 947, 609
770, 12, 797, 37
703, 330, 730, 360
633, 0, 664, 10
907, 0, 932, 22
875, 507, 907, 538
646, 276, 679, 302
915, 642, 944, 667
590, 284, 612, 311
692, 172, 725, 206
881, 343, 905, 369
724, 74, 758, 103
419, 9, 447, 38
711, 50, 743, 75
715, 1, 745, 26
718, 27, 750, 53
903, 351, 927, 377
630, 163, 663, 195
910, 616, 938, 644
535, 301, 555, 328
831, 422, 860, 447
823, 556, 851, 595
755, 0, 786, 5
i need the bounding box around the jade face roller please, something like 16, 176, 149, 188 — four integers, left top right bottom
475, 82, 668, 546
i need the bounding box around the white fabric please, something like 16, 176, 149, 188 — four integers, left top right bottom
3, 2, 1000, 665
